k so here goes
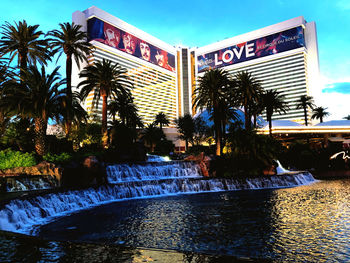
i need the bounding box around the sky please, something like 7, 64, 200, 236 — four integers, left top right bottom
1, 0, 349, 121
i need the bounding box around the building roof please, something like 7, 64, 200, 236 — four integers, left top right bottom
314, 120, 350, 126
261, 120, 302, 128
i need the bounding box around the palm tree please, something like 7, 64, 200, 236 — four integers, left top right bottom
262, 89, 289, 136
78, 59, 132, 147
193, 68, 231, 156
141, 123, 164, 152
176, 114, 195, 151
0, 20, 51, 74
0, 65, 65, 155
312, 106, 330, 123
296, 95, 314, 126
47, 22, 92, 135
108, 92, 138, 126
343, 115, 350, 120
57, 91, 88, 134
155, 112, 170, 129
234, 71, 263, 131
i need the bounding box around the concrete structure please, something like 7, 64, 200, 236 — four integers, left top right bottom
72, 7, 321, 149
194, 17, 320, 124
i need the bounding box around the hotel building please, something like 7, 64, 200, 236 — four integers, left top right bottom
72, 7, 320, 146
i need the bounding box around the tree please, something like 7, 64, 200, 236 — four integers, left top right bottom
0, 65, 65, 155
194, 69, 231, 156
296, 95, 314, 126
312, 106, 329, 123
343, 115, 350, 120
0, 20, 51, 74
154, 112, 170, 130
78, 59, 132, 148
47, 22, 92, 135
107, 92, 139, 126
176, 114, 195, 151
234, 71, 263, 131
262, 89, 289, 136
141, 123, 164, 152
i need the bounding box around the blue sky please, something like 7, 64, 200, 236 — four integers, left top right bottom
1, 0, 350, 120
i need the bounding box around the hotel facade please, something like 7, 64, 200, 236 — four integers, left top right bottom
72, 7, 320, 145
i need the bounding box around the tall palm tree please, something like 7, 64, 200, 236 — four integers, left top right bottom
47, 22, 92, 135
193, 68, 231, 156
0, 20, 51, 74
262, 89, 289, 136
0, 65, 65, 155
176, 114, 195, 151
234, 71, 263, 131
312, 106, 329, 123
155, 112, 170, 129
296, 95, 314, 126
141, 123, 164, 152
78, 59, 132, 147
108, 92, 137, 126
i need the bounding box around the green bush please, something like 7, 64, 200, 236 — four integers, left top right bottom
0, 149, 37, 169
43, 152, 72, 164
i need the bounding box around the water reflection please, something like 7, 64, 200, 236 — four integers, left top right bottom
37, 180, 350, 262
268, 180, 350, 262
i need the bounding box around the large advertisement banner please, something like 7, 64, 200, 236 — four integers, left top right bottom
87, 17, 176, 72
197, 26, 305, 73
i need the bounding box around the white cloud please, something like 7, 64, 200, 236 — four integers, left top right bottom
313, 75, 350, 121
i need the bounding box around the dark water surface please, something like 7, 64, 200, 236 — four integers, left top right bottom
38, 179, 350, 262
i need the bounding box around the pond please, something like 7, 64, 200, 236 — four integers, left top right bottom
37, 179, 350, 262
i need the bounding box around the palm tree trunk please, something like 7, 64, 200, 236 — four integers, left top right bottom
34, 117, 47, 156
65, 54, 73, 136
268, 114, 272, 136
102, 94, 108, 148
304, 107, 308, 126
244, 103, 250, 130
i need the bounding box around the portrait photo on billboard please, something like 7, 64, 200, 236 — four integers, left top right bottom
197, 26, 305, 73
88, 17, 175, 72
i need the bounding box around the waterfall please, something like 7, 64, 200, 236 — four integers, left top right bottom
5, 176, 55, 192
0, 160, 316, 235
276, 160, 291, 174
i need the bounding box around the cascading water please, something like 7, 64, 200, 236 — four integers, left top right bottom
0, 160, 316, 235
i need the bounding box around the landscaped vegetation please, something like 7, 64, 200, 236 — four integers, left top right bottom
0, 20, 332, 176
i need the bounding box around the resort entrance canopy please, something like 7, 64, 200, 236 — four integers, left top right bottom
257, 120, 350, 146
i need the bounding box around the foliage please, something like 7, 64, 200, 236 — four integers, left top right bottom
296, 95, 315, 126
262, 89, 289, 135
194, 69, 233, 155
141, 123, 165, 152
223, 128, 283, 176
0, 149, 37, 170
78, 59, 133, 147
0, 20, 51, 73
0, 118, 34, 151
234, 71, 263, 130
108, 121, 135, 150
154, 139, 175, 156
43, 152, 72, 164
312, 106, 330, 123
154, 112, 170, 129
69, 123, 102, 151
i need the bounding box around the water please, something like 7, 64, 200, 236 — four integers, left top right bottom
0, 159, 318, 261
37, 179, 350, 262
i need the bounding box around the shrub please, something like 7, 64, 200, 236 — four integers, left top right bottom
0, 149, 37, 169
43, 152, 72, 164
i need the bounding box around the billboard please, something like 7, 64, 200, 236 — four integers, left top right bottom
87, 17, 176, 72
197, 26, 305, 73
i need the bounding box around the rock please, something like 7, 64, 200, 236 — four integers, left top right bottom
0, 161, 63, 185
184, 152, 212, 177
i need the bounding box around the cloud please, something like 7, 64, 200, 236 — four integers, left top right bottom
322, 82, 350, 94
